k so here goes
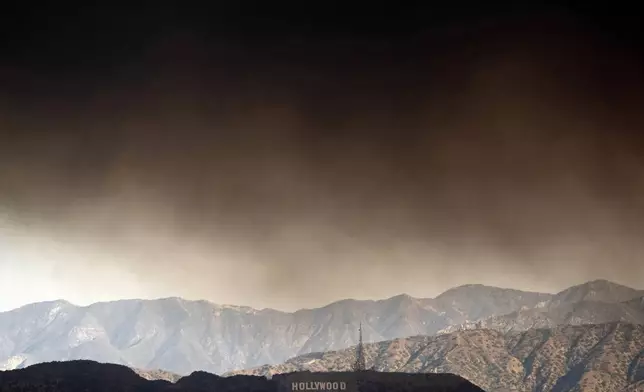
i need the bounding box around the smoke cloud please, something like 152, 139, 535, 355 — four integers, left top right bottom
1, 14, 643, 311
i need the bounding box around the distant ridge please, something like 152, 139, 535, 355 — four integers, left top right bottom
0, 279, 642, 376
438, 280, 644, 335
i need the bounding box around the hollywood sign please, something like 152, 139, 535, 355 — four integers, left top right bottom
291, 381, 348, 391
275, 373, 357, 392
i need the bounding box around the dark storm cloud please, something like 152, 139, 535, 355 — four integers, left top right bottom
1, 14, 643, 310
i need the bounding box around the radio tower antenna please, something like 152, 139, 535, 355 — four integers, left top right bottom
353, 322, 366, 372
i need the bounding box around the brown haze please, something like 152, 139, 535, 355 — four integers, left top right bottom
1, 15, 643, 311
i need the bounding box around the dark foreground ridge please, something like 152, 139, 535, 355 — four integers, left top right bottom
0, 360, 486, 392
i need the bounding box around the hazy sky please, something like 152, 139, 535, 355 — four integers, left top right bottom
1, 6, 643, 312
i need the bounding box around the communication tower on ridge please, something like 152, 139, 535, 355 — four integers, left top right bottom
352, 322, 366, 372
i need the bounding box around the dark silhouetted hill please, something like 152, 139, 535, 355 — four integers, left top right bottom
0, 360, 485, 391
0, 360, 169, 391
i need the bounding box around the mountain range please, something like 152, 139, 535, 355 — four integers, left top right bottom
229, 322, 644, 392
438, 281, 644, 335
0, 279, 642, 377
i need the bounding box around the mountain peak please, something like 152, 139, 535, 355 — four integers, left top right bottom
552, 279, 642, 304
558, 279, 635, 293
586, 279, 625, 287
12, 299, 73, 312
388, 293, 415, 301
434, 284, 527, 300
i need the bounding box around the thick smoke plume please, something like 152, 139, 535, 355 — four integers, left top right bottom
1, 15, 643, 310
